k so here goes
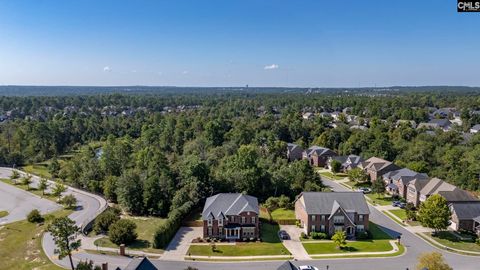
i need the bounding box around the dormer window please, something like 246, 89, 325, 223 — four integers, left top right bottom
218, 217, 223, 226
208, 218, 213, 226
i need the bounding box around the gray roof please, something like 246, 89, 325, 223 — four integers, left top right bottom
277, 261, 298, 270
287, 143, 302, 152
298, 192, 370, 215
450, 202, 480, 220
202, 193, 259, 220
471, 124, 480, 131
429, 119, 451, 127
304, 146, 336, 157
420, 178, 478, 202
361, 157, 399, 173
330, 155, 363, 169
124, 258, 157, 270
383, 168, 428, 185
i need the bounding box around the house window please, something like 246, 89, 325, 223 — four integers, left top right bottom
311, 215, 316, 221
333, 216, 344, 224
320, 225, 325, 232
311, 225, 316, 232
357, 225, 365, 232
321, 215, 325, 222
218, 218, 223, 226
241, 216, 246, 224
251, 217, 256, 223
208, 227, 212, 236
358, 215, 364, 222
207, 218, 212, 226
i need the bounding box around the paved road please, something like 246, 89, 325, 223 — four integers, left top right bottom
0, 169, 61, 224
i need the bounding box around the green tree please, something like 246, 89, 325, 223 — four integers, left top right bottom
347, 168, 368, 183
48, 157, 61, 178
52, 182, 67, 197
405, 202, 417, 221
372, 179, 385, 198
60, 194, 77, 209
10, 170, 20, 182
116, 170, 145, 215
330, 159, 342, 174
417, 194, 451, 233
27, 209, 44, 223
332, 231, 347, 249
108, 219, 137, 245
47, 217, 81, 270
93, 208, 121, 234
38, 178, 48, 195
416, 251, 452, 270
21, 174, 32, 189
76, 260, 101, 270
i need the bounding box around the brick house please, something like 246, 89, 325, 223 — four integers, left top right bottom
302, 146, 337, 167
382, 168, 428, 198
295, 192, 370, 238
287, 143, 304, 161
327, 155, 364, 172
202, 193, 259, 241
449, 202, 480, 235
359, 157, 400, 182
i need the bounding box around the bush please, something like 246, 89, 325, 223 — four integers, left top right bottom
108, 219, 137, 245
76, 260, 101, 270
59, 194, 77, 209
356, 231, 372, 240
310, 232, 327, 240
300, 232, 307, 239
277, 195, 291, 209
153, 201, 193, 248
264, 197, 280, 211
27, 209, 44, 223
93, 208, 121, 234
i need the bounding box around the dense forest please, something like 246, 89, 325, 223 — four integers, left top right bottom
1, 90, 480, 222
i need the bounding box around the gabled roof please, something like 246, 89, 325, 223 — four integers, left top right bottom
124, 257, 158, 270
304, 146, 335, 157
429, 119, 451, 127
383, 168, 428, 185
287, 143, 303, 152
471, 124, 480, 131
450, 202, 480, 219
408, 178, 431, 191
276, 261, 298, 270
420, 178, 479, 202
202, 193, 259, 220
361, 157, 399, 172
297, 192, 369, 215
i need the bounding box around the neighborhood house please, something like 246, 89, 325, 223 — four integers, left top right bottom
359, 157, 400, 182
202, 193, 259, 241
287, 143, 304, 161
295, 192, 370, 238
302, 146, 337, 167
327, 154, 363, 172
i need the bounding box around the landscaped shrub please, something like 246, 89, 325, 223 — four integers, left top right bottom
93, 207, 121, 234
310, 232, 327, 240
300, 232, 307, 239
356, 231, 372, 240
108, 219, 137, 245
153, 201, 194, 248
27, 209, 44, 223
59, 194, 77, 209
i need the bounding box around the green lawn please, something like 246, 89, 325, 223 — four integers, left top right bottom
365, 193, 394, 206
187, 223, 290, 257
94, 216, 166, 254
270, 208, 295, 220
21, 164, 52, 179
0, 209, 71, 270
302, 222, 393, 255
427, 231, 480, 252
319, 172, 348, 180
259, 207, 271, 220
1, 178, 59, 203
0, 211, 8, 218
386, 209, 421, 226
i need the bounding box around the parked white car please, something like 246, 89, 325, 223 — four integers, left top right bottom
298, 266, 319, 270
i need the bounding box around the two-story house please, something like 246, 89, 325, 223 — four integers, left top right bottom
359, 157, 400, 182
327, 155, 364, 172
382, 168, 428, 198
287, 143, 304, 161
295, 192, 370, 238
202, 193, 259, 241
302, 146, 337, 167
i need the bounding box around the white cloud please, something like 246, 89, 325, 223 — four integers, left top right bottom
103, 66, 112, 72
264, 64, 279, 70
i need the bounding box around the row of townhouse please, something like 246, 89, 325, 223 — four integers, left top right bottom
201, 191, 370, 241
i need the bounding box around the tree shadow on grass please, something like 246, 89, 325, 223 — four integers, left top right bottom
128, 239, 151, 249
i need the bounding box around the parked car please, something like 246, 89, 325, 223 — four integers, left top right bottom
357, 187, 371, 194
298, 266, 319, 270
392, 201, 406, 208
278, 230, 290, 240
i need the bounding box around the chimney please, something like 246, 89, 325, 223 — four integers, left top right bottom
102, 263, 108, 270
119, 244, 126, 256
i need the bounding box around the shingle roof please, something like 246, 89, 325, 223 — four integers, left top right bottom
276, 261, 298, 270
124, 257, 158, 270
287, 143, 302, 152
429, 119, 451, 127
420, 178, 478, 202
298, 192, 370, 215
305, 146, 335, 157
471, 124, 480, 131
450, 202, 480, 219
383, 168, 428, 185
202, 193, 259, 220
362, 157, 399, 172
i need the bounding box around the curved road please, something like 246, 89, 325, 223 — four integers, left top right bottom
1, 167, 479, 269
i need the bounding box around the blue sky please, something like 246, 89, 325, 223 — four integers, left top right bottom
0, 0, 479, 87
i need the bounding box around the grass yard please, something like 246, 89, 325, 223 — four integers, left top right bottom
0, 211, 8, 218
386, 209, 421, 226
365, 193, 394, 206
21, 163, 52, 179
302, 222, 394, 255
0, 178, 59, 202
0, 209, 71, 270
427, 231, 480, 252
94, 216, 166, 254
270, 208, 295, 220
187, 223, 290, 257
319, 171, 348, 180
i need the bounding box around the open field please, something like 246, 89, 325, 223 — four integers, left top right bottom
187, 223, 290, 256
94, 216, 166, 254
0, 209, 71, 270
